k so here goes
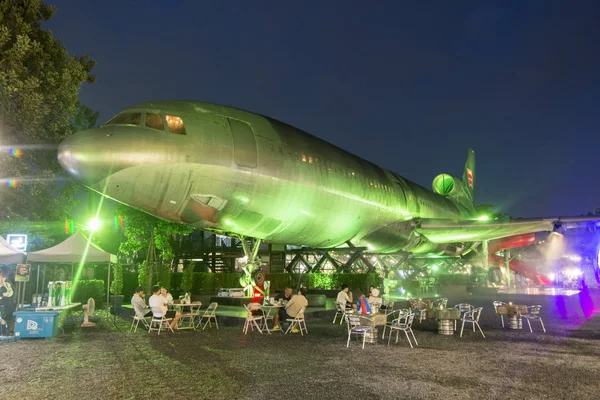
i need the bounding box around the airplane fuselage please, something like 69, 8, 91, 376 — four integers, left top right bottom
59, 101, 475, 254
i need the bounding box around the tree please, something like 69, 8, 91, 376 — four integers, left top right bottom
0, 1, 95, 226
117, 205, 193, 293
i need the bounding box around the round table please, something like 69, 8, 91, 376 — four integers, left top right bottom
434, 308, 461, 335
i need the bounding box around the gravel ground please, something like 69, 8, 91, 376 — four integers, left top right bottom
2, 291, 600, 400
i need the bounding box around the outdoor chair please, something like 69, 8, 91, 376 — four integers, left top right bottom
381, 309, 407, 340
345, 314, 373, 349
522, 305, 546, 333
387, 312, 418, 348
198, 302, 219, 330
285, 306, 308, 335
333, 302, 348, 324
179, 302, 202, 330
129, 312, 151, 333
459, 307, 485, 338
409, 299, 427, 323
148, 314, 174, 335
492, 301, 507, 328
453, 303, 473, 331
243, 303, 265, 335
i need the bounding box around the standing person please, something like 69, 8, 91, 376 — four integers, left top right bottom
149, 285, 181, 330
131, 286, 151, 317
336, 284, 353, 310
0, 270, 15, 334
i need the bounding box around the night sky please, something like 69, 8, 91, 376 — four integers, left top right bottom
45, 1, 600, 218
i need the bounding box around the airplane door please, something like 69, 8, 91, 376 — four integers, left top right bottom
228, 119, 257, 168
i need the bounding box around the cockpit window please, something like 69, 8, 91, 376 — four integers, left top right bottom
166, 115, 186, 135
145, 113, 164, 130
105, 112, 141, 126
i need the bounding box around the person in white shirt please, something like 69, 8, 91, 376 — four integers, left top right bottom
131, 286, 151, 317
160, 287, 174, 305
272, 287, 309, 331
368, 288, 383, 313
336, 284, 353, 310
149, 285, 181, 329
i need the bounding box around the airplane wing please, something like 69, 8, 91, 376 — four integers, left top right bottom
415, 216, 600, 244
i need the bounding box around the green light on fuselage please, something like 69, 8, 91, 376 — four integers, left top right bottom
476, 215, 489, 221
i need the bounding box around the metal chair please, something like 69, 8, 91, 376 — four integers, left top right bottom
148, 315, 174, 335
382, 309, 407, 340
522, 305, 546, 333
243, 303, 265, 335
198, 302, 219, 330
387, 312, 418, 348
453, 303, 473, 330
459, 307, 485, 338
179, 302, 202, 330
493, 301, 507, 328
345, 314, 373, 349
333, 302, 347, 324
285, 306, 307, 335
129, 312, 151, 333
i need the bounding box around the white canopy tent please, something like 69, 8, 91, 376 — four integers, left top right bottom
27, 231, 116, 264
0, 235, 25, 264
26, 231, 117, 326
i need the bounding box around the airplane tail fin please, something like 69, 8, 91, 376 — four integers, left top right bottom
461, 148, 475, 203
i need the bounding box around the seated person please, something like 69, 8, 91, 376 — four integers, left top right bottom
368, 285, 375, 297
272, 287, 308, 332
336, 284, 353, 310
160, 287, 174, 304
149, 285, 181, 329
368, 288, 382, 306
131, 286, 151, 317
274, 287, 293, 303
355, 293, 371, 315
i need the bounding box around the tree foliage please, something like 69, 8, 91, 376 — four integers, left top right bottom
0, 1, 96, 223
117, 205, 193, 292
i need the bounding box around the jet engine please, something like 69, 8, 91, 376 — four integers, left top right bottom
432, 174, 464, 197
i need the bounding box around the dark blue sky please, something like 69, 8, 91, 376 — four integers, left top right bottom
46, 1, 600, 218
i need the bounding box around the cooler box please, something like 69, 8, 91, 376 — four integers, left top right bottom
13, 311, 60, 339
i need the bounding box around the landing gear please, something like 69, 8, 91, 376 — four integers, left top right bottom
237, 237, 263, 297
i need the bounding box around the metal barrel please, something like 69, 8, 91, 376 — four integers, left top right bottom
508, 316, 522, 329
364, 327, 378, 344
438, 319, 454, 335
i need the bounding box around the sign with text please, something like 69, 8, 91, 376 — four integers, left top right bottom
6, 234, 27, 252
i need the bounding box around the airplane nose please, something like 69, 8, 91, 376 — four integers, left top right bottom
58, 130, 115, 185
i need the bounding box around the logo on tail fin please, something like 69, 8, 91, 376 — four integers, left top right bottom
466, 168, 473, 188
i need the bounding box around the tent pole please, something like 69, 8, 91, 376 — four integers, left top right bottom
112, 262, 117, 326
106, 261, 111, 331
36, 264, 39, 296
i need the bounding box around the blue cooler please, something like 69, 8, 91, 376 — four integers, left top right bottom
13, 311, 60, 338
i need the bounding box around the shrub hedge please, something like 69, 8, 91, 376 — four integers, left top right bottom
72, 279, 105, 308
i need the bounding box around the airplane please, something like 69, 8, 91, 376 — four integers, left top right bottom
57, 100, 600, 285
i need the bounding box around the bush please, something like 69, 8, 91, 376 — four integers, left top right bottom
109, 263, 123, 295
72, 279, 105, 308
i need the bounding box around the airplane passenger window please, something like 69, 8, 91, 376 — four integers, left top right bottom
166, 115, 186, 135
145, 113, 164, 130
105, 112, 141, 126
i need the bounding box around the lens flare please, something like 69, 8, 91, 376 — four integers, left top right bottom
8, 148, 23, 158
4, 179, 18, 188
